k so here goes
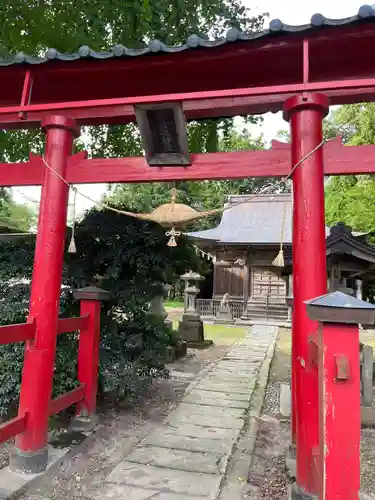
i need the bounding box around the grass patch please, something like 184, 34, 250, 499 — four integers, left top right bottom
172, 320, 247, 346
165, 300, 184, 309
269, 327, 292, 384
203, 324, 247, 344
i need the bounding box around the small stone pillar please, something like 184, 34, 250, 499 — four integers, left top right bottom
360, 342, 374, 406
303, 291, 375, 500
178, 271, 212, 348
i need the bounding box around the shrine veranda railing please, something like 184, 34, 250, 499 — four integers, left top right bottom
0, 310, 95, 445
196, 299, 244, 319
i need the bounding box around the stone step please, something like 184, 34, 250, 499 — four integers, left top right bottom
245, 308, 288, 317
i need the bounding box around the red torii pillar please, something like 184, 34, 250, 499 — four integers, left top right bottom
11, 116, 79, 473
284, 93, 328, 499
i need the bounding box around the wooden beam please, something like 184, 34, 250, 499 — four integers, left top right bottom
1, 138, 375, 187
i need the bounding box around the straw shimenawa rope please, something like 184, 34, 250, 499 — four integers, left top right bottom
42, 138, 328, 250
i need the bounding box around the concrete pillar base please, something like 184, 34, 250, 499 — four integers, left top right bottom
285, 443, 296, 481
290, 482, 317, 500
10, 446, 48, 474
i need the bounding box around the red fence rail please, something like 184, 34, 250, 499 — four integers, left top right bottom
0, 321, 36, 344
0, 415, 27, 443
48, 385, 86, 417
57, 315, 89, 335
0, 314, 91, 445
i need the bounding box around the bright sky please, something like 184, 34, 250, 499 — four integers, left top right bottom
12, 0, 366, 220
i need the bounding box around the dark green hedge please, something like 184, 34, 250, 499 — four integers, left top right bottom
0, 207, 199, 416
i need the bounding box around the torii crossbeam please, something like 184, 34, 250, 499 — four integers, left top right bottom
0, 6, 375, 499
0, 137, 374, 186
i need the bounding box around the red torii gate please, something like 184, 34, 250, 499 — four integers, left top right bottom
0, 6, 375, 499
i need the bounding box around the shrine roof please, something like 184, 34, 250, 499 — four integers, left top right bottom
187, 194, 369, 246
1, 5, 374, 66
188, 194, 296, 245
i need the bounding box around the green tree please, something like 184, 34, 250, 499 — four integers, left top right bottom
324, 104, 375, 235
329, 104, 375, 145
0, 190, 35, 231
325, 176, 375, 234
0, 2, 267, 167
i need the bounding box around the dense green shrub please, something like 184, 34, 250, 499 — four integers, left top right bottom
0, 208, 199, 416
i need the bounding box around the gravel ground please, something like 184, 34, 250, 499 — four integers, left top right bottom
246, 414, 290, 500
361, 428, 375, 497
263, 382, 280, 415
0, 441, 10, 469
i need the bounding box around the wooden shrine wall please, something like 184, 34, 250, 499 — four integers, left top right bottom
212, 247, 287, 303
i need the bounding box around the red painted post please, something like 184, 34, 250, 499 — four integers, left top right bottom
305, 292, 375, 499
286, 296, 297, 444
319, 323, 360, 499
283, 93, 329, 498
11, 115, 79, 474
73, 286, 110, 416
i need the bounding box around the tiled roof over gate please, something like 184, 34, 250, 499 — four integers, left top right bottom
1, 5, 374, 66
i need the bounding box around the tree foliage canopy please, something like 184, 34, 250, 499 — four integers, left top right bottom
0, 190, 35, 232
324, 105, 375, 237
0, 1, 266, 164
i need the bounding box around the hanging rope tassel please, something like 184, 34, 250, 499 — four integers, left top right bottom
272, 246, 284, 268
166, 226, 181, 247
272, 199, 287, 268
68, 187, 77, 254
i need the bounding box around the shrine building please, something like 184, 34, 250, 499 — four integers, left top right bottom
188, 194, 375, 324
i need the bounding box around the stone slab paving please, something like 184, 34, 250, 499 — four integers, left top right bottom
93, 325, 277, 499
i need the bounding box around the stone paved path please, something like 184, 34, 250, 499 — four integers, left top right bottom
10, 325, 277, 500
86, 325, 277, 500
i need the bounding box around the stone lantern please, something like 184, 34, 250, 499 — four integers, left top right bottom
178, 270, 212, 348
180, 270, 204, 312
148, 283, 172, 329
